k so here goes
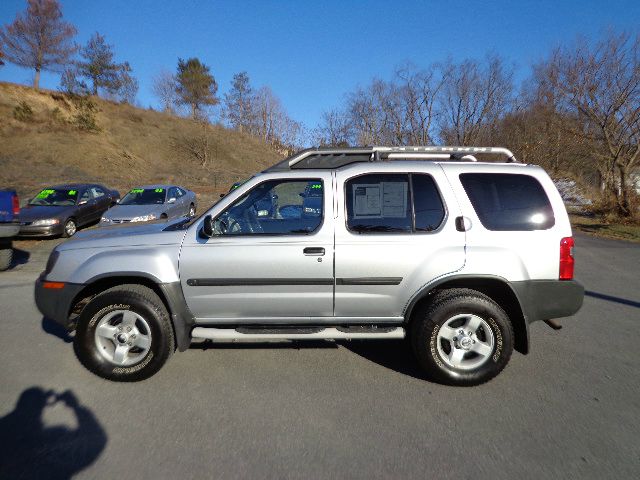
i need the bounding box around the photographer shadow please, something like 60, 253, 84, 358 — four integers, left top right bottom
0, 387, 107, 480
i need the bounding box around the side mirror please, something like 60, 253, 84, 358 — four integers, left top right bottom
168, 197, 177, 204
202, 214, 213, 238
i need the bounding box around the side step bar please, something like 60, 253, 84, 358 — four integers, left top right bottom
191, 326, 406, 341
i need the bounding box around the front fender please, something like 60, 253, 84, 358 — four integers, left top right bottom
52, 246, 181, 285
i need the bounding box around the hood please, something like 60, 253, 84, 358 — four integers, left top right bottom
58, 218, 188, 251
18, 204, 75, 222
102, 204, 166, 221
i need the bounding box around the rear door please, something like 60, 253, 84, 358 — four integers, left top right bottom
180, 172, 335, 322
90, 185, 111, 219
333, 165, 466, 321
166, 187, 182, 218
75, 188, 96, 225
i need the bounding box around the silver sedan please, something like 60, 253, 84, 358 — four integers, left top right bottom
100, 185, 197, 226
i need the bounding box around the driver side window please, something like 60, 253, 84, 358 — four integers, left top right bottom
214, 179, 324, 235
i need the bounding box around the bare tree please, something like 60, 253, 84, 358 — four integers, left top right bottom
396, 64, 447, 145
438, 55, 514, 145
0, 0, 77, 89
248, 86, 302, 152
538, 32, 640, 216
223, 72, 253, 133
152, 70, 179, 113
313, 109, 352, 147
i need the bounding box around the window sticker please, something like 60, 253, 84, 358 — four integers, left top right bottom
352, 182, 407, 218
155, 188, 164, 193
36, 189, 55, 198
68, 190, 77, 196
130, 188, 144, 194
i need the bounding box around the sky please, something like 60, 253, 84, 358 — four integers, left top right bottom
1, 0, 639, 129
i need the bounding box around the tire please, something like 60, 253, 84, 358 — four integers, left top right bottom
410, 288, 513, 386
0, 247, 12, 271
73, 284, 174, 382
62, 218, 77, 237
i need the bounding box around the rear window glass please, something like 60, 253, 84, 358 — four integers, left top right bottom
413, 174, 446, 231
459, 173, 554, 231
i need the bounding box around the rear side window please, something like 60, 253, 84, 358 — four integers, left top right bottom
413, 174, 446, 231
459, 173, 554, 231
345, 173, 445, 233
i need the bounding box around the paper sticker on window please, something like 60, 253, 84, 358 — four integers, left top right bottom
352, 182, 407, 218
68, 190, 77, 196
130, 189, 144, 194
155, 188, 164, 193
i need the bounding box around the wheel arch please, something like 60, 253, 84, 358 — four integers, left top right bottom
68, 273, 193, 352
405, 275, 529, 354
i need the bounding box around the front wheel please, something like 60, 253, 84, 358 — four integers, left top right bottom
410, 288, 513, 386
62, 218, 77, 237
73, 284, 174, 381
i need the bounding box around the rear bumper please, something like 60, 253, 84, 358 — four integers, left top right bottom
510, 280, 584, 323
19, 224, 63, 237
34, 275, 84, 328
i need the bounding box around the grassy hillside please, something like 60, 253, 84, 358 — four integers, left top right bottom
0, 82, 282, 205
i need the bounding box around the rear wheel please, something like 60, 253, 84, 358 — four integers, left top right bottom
62, 218, 77, 237
73, 284, 174, 381
410, 288, 513, 386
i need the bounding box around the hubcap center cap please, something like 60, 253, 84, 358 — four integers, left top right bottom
458, 336, 472, 350
116, 333, 128, 344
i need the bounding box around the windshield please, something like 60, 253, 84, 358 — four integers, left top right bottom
29, 188, 79, 206
120, 188, 166, 205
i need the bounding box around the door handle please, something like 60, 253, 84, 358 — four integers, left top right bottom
303, 247, 325, 256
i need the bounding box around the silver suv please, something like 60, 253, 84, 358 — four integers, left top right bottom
35, 147, 584, 385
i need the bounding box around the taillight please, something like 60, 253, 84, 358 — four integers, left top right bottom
12, 194, 20, 216
559, 237, 574, 280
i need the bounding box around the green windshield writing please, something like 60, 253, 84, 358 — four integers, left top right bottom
36, 189, 55, 198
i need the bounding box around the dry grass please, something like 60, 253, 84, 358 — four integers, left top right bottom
570, 214, 640, 243
0, 82, 282, 206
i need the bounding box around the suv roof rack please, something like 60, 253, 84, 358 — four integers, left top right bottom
264, 146, 518, 171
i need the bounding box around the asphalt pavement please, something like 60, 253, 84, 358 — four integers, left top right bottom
0, 233, 638, 479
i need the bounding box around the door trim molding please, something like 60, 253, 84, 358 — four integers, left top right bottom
186, 278, 334, 286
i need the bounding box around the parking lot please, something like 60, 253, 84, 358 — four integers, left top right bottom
0, 233, 639, 479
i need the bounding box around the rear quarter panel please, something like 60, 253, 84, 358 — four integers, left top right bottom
442, 163, 572, 281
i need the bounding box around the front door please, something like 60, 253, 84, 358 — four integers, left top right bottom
180, 173, 335, 323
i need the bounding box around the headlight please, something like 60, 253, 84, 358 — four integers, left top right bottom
32, 219, 60, 226
130, 214, 157, 222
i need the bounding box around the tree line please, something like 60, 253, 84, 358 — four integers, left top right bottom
313, 33, 640, 218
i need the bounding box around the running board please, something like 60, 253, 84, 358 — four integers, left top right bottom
191, 326, 406, 341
